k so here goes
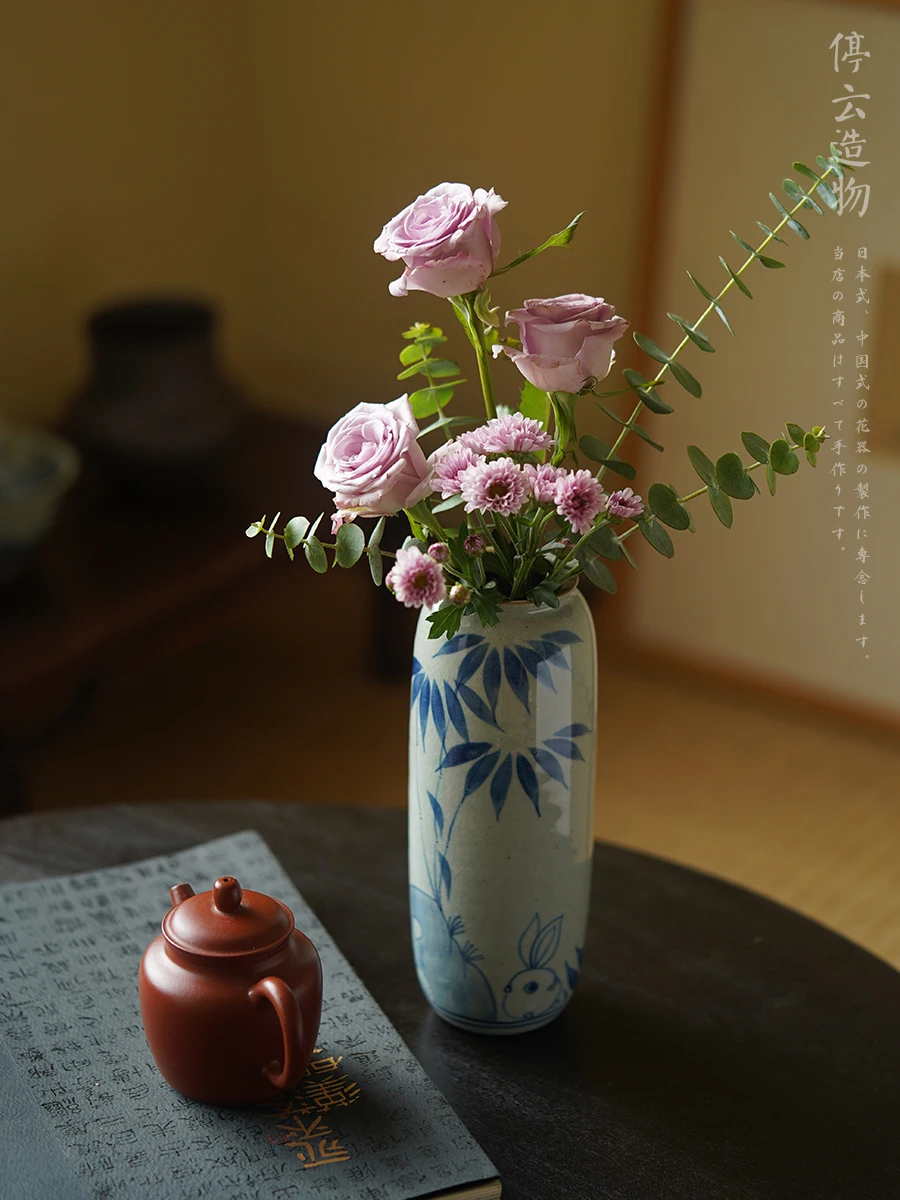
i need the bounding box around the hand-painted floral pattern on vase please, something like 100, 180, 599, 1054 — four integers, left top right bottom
408, 586, 596, 1034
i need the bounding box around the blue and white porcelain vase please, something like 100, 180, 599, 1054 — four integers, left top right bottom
407, 586, 596, 1035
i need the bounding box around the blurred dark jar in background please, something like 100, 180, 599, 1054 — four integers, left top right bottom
66, 297, 245, 491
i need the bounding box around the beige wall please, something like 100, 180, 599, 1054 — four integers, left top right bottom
1, 0, 663, 430
627, 0, 900, 714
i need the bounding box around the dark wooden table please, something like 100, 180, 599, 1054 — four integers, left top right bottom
2, 800, 898, 1199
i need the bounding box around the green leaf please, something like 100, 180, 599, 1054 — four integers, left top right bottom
418, 414, 479, 437
491, 211, 584, 277
629, 422, 664, 452
633, 331, 670, 364
829, 145, 854, 173
687, 445, 716, 486
648, 483, 691, 531
265, 511, 281, 559
426, 602, 463, 641
769, 193, 809, 240
783, 178, 823, 215
731, 231, 757, 257
578, 435, 610, 463
398, 358, 460, 381
758, 255, 786, 270
741, 431, 770, 464
621, 368, 674, 414
582, 555, 617, 594
715, 452, 755, 499
786, 422, 806, 445
367, 547, 384, 586
765, 464, 777, 496
638, 517, 674, 557
668, 361, 702, 398
432, 494, 464, 513
528, 582, 560, 609
708, 484, 733, 528
719, 257, 753, 299
586, 524, 624, 561
667, 312, 715, 353
284, 516, 309, 550
399, 343, 426, 366
518, 380, 551, 426
334, 521, 365, 568
818, 154, 842, 181
245, 518, 264, 538
816, 181, 839, 212
769, 438, 800, 476
304, 535, 328, 573
408, 385, 456, 419
804, 431, 820, 467
368, 515, 386, 551
599, 458, 636, 481
756, 221, 787, 245
687, 271, 735, 337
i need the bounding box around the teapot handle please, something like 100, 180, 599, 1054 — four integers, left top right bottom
249, 976, 306, 1091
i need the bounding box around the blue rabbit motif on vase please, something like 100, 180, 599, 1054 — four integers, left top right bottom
407, 586, 595, 1034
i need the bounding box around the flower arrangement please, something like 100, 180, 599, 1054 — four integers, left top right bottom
248, 147, 850, 640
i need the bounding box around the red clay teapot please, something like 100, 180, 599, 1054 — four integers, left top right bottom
139, 875, 322, 1106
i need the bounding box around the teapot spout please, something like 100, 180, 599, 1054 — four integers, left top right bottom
169, 883, 195, 908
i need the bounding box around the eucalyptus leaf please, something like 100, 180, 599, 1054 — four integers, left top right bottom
284, 516, 310, 549
792, 162, 821, 183
719, 257, 753, 299
335, 521, 365, 568
367, 544, 384, 586
587, 524, 624, 561
770, 438, 800, 475
368, 516, 386, 550
687, 445, 717, 486
621, 368, 674, 414
304, 536, 328, 574
491, 211, 584, 277
399, 343, 426, 366
433, 494, 465, 513
756, 221, 787, 245
633, 332, 670, 364
765, 464, 777, 496
408, 384, 457, 419
398, 358, 460, 380
708, 484, 734, 528
686, 271, 735, 337
758, 255, 786, 270
731, 232, 757, 257
667, 312, 715, 353
638, 518, 674, 557
786, 422, 806, 445
578, 435, 610, 463
741, 431, 770, 464
783, 178, 823, 215
715, 452, 755, 499
770, 193, 809, 239
648, 483, 691, 531
599, 458, 637, 481
668, 361, 702, 398
582, 555, 617, 594
818, 154, 842, 181
804, 431, 820, 467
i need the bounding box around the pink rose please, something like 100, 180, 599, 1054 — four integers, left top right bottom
313, 396, 433, 519
374, 182, 506, 299
503, 293, 630, 394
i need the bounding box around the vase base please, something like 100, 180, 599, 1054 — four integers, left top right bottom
428, 1001, 567, 1036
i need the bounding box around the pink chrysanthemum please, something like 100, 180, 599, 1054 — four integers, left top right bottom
456, 428, 488, 454
607, 487, 644, 519
555, 470, 608, 534
385, 546, 447, 609
524, 462, 564, 503
475, 412, 554, 454
459, 456, 530, 516
429, 441, 484, 498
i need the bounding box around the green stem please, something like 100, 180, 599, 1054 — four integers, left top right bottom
452, 294, 497, 420
596, 165, 839, 485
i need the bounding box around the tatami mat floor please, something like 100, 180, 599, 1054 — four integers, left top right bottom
28, 570, 900, 968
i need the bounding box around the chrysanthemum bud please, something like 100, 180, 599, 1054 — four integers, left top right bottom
449, 584, 472, 606
428, 542, 450, 563
463, 533, 486, 557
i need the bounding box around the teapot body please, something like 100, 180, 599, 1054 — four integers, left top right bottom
140, 922, 322, 1106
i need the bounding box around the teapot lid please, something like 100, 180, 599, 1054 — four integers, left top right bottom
162, 876, 294, 958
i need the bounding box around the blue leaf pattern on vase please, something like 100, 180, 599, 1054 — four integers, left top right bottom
408, 605, 592, 1028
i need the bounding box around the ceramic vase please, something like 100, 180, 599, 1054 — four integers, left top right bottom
407, 586, 596, 1034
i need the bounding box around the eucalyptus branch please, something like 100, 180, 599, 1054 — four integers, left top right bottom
596, 160, 841, 486
450, 294, 497, 420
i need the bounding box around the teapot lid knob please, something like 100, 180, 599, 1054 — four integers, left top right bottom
213, 877, 243, 913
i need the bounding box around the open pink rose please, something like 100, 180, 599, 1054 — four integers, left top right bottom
374, 183, 506, 298
503, 294, 630, 394
314, 396, 433, 520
